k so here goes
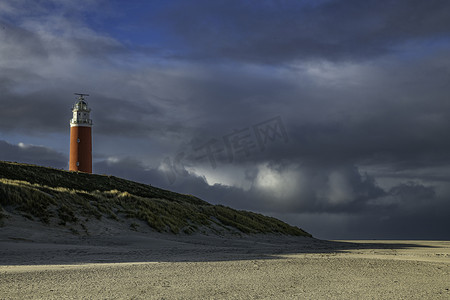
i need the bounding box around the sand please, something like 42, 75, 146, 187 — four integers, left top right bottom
1, 237, 449, 299
0, 217, 449, 299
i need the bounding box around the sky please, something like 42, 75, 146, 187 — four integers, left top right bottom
1, 0, 450, 239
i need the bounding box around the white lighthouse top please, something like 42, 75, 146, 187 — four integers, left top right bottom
70, 94, 92, 127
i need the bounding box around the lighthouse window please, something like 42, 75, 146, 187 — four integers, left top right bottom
77, 138, 80, 143
76, 162, 80, 167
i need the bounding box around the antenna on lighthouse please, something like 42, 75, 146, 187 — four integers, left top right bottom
74, 93, 90, 100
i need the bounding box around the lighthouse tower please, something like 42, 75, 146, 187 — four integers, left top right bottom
69, 93, 92, 173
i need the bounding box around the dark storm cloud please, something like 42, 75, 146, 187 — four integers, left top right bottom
151, 0, 450, 63
309, 182, 448, 239
0, 140, 67, 169
285, 108, 450, 171
171, 72, 450, 179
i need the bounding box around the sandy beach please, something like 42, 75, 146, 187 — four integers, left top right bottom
1, 231, 449, 299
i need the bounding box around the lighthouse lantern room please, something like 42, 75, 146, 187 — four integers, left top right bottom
69, 93, 92, 173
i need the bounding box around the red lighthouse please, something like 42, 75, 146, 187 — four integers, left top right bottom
69, 93, 92, 173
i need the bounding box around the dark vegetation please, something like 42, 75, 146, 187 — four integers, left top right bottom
0, 161, 311, 237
